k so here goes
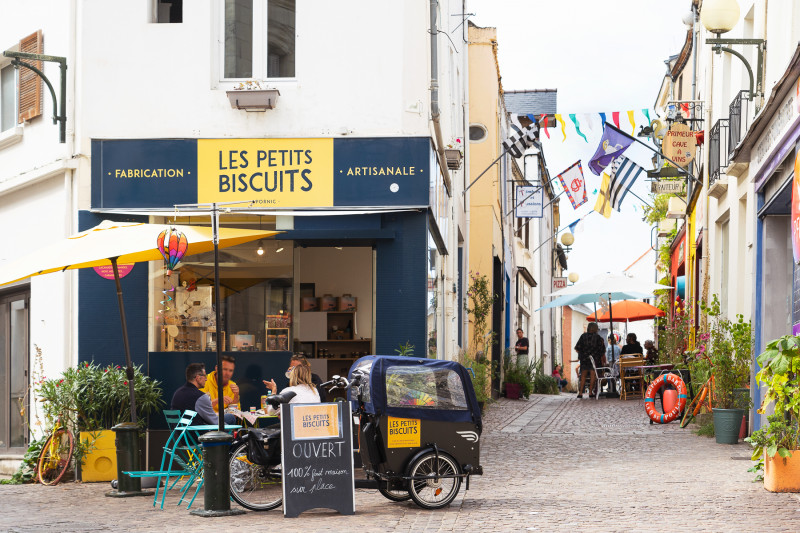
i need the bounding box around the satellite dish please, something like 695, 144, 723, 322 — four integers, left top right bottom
651, 119, 668, 140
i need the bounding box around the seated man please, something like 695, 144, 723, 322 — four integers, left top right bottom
201, 354, 240, 413
171, 363, 235, 425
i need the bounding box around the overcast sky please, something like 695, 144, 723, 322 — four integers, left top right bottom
467, 0, 692, 285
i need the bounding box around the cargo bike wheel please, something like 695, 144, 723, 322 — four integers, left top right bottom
229, 443, 283, 511
407, 451, 462, 510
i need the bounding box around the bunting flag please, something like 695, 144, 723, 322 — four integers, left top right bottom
642, 108, 651, 125
600, 112, 607, 130
588, 123, 634, 175
502, 114, 540, 158
609, 156, 645, 211
555, 161, 588, 209
554, 114, 567, 142
593, 173, 612, 219
627, 110, 636, 135
569, 114, 588, 143
612, 112, 621, 129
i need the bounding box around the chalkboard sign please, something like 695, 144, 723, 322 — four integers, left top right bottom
281, 402, 355, 518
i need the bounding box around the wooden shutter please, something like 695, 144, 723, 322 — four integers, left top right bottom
17, 30, 43, 123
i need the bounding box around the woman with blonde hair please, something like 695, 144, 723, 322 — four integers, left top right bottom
264, 363, 320, 415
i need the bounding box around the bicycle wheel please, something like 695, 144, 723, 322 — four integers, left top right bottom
679, 387, 706, 429
229, 443, 282, 511
37, 427, 74, 486
377, 479, 411, 502
407, 451, 462, 510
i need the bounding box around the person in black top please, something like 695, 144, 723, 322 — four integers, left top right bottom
620, 333, 643, 356
172, 363, 222, 425
515, 328, 529, 357
574, 322, 605, 399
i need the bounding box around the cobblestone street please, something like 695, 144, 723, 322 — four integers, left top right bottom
2, 395, 799, 532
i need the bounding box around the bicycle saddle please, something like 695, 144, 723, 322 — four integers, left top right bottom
266, 391, 297, 409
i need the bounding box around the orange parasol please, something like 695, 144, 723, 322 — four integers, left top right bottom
586, 300, 665, 323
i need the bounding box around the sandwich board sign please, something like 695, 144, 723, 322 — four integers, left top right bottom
281, 402, 355, 517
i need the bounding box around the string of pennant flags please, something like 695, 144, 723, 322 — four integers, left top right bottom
508, 108, 661, 143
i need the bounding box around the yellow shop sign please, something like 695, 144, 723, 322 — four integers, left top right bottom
197, 138, 334, 207
387, 417, 420, 448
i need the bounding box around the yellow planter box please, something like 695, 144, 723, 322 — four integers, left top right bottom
80, 430, 117, 482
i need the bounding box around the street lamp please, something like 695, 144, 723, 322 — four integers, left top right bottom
702, 0, 765, 101
560, 232, 574, 250
568, 272, 579, 285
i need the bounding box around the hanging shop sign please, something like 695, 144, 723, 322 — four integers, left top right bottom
552, 277, 567, 290
650, 181, 685, 194
515, 186, 543, 218
91, 137, 431, 210
662, 123, 696, 169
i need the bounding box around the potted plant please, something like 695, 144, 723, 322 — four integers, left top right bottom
38, 362, 164, 482
460, 350, 495, 411
226, 80, 280, 111
502, 351, 532, 400
701, 296, 752, 444
745, 335, 800, 492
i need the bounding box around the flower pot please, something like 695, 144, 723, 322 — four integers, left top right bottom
711, 408, 745, 444
79, 430, 117, 482
764, 450, 800, 492
506, 383, 522, 400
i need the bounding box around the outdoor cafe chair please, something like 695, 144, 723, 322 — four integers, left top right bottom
619, 355, 646, 401
124, 410, 203, 510
588, 356, 615, 400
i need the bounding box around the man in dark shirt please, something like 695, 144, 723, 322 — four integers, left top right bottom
574, 322, 605, 399
620, 333, 644, 356
515, 328, 529, 358
171, 363, 226, 425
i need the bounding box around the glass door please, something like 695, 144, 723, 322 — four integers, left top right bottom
0, 290, 29, 454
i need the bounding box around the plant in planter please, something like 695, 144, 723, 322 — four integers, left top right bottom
700, 295, 752, 444
459, 350, 496, 409
745, 335, 800, 491
503, 351, 533, 399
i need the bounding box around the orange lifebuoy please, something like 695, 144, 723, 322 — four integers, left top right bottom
644, 373, 687, 424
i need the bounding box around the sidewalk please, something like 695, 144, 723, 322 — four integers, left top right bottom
1, 394, 799, 532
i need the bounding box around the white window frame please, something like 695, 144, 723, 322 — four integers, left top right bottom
0, 49, 23, 150
216, 0, 297, 87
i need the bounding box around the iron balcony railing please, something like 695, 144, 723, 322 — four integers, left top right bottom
709, 118, 730, 184
728, 90, 750, 159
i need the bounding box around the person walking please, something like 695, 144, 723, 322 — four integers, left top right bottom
574, 322, 605, 399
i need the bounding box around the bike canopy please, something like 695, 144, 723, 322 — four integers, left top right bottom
348, 355, 482, 428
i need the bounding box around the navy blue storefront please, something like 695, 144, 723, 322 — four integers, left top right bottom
82, 136, 447, 447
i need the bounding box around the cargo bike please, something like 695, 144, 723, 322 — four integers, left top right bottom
228, 355, 483, 511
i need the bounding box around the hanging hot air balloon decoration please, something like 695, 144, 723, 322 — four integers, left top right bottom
157, 226, 188, 276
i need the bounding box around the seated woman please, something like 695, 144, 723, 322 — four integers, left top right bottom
263, 364, 320, 415
552, 364, 568, 392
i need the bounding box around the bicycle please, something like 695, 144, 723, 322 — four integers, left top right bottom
679, 353, 715, 429
37, 417, 75, 486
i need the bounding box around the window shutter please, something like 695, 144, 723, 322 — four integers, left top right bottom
17, 30, 43, 123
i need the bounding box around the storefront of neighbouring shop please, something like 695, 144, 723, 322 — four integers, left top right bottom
83, 136, 451, 463
737, 48, 800, 431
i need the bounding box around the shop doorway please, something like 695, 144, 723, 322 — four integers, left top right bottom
492, 257, 503, 396
0, 289, 29, 454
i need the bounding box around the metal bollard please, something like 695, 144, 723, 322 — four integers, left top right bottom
190, 431, 245, 517
106, 422, 151, 498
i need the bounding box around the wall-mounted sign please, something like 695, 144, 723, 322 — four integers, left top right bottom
91, 137, 430, 210
663, 123, 696, 169
651, 181, 685, 194
552, 277, 567, 290
281, 402, 354, 518
515, 186, 543, 218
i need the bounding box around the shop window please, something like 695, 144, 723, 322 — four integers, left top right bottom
0, 290, 29, 453
385, 366, 468, 410
222, 0, 295, 80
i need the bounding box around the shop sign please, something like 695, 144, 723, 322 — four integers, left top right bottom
754, 85, 798, 166
281, 402, 354, 518
662, 123, 696, 169
792, 150, 800, 264
515, 186, 543, 218
552, 277, 567, 290
387, 417, 420, 448
651, 181, 684, 194
92, 137, 430, 210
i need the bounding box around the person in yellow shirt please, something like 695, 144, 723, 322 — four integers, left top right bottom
202, 354, 240, 412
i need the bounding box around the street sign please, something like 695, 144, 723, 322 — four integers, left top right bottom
651, 181, 685, 194
516, 186, 543, 218
553, 277, 567, 290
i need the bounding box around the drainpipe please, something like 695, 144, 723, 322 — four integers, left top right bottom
429, 0, 448, 177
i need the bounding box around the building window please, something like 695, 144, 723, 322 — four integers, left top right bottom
153, 0, 183, 23
223, 0, 296, 80
0, 64, 16, 132
469, 124, 487, 142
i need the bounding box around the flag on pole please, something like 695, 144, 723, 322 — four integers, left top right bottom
593, 173, 612, 218
588, 123, 634, 175
502, 114, 540, 158
609, 156, 645, 211
555, 161, 588, 209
